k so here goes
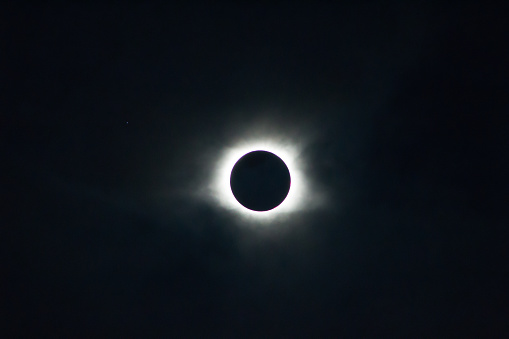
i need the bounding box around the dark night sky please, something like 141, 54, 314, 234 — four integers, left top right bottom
3, 3, 509, 337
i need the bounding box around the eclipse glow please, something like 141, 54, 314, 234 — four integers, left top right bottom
211, 138, 309, 221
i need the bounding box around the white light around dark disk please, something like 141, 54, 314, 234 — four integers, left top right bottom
211, 138, 308, 221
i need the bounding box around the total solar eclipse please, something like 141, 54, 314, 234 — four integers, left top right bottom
230, 150, 291, 211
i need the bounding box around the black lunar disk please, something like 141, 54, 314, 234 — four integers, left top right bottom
230, 150, 291, 211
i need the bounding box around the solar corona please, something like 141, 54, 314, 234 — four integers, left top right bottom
211, 138, 307, 221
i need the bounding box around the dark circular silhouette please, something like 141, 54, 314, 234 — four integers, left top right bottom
230, 150, 291, 211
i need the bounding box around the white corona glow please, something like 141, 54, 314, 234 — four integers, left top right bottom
212, 138, 307, 221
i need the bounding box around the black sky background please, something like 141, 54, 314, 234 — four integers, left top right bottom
3, 3, 509, 337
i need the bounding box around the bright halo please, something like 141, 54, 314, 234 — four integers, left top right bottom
211, 138, 307, 221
